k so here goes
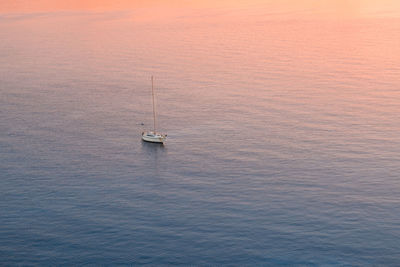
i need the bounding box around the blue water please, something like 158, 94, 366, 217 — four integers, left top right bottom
1, 6, 400, 265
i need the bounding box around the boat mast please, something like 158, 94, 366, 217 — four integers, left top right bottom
151, 76, 156, 133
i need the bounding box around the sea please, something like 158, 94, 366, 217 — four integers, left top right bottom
1, 3, 400, 265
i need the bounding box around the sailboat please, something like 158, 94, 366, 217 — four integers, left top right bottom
142, 76, 167, 144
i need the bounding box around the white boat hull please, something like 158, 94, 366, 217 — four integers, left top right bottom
142, 132, 166, 143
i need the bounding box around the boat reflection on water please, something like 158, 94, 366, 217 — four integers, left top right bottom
140, 137, 168, 173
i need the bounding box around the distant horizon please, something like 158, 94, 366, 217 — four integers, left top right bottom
1, 0, 400, 19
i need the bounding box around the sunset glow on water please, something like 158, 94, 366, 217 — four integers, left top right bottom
1, 1, 399, 265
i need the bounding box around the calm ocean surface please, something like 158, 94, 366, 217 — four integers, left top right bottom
1, 4, 400, 265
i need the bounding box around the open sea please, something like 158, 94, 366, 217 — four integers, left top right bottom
1, 3, 400, 265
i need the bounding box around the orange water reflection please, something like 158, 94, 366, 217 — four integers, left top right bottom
1, 0, 400, 18
1, 0, 399, 163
